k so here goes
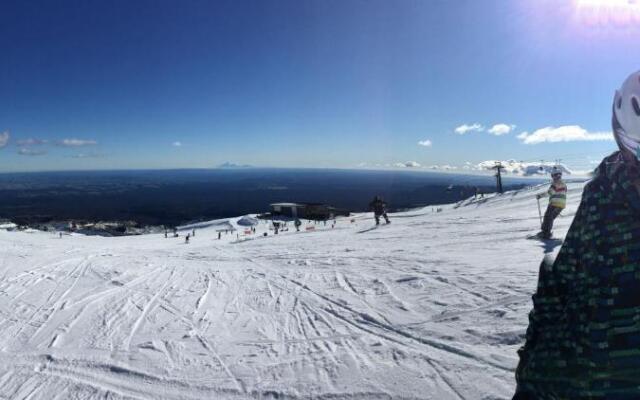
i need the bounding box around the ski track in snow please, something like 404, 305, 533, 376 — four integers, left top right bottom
0, 182, 585, 399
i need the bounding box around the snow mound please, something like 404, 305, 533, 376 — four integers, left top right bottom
0, 222, 17, 230
177, 219, 236, 234
237, 215, 259, 226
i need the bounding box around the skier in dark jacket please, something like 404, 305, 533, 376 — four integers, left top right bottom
514, 70, 640, 399
369, 196, 390, 225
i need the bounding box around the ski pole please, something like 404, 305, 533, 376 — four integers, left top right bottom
536, 196, 543, 228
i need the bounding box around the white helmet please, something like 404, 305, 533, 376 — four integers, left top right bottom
613, 70, 640, 160
551, 166, 562, 178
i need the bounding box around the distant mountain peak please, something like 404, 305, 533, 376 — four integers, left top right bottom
217, 162, 253, 169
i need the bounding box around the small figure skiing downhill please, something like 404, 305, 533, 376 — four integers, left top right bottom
531, 166, 567, 239
514, 70, 640, 399
369, 196, 390, 225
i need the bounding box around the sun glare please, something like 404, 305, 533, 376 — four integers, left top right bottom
575, 0, 640, 26
578, 0, 635, 5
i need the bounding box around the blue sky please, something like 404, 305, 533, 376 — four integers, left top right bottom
1, 0, 639, 172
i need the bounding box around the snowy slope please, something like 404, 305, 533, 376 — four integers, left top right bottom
0, 181, 586, 400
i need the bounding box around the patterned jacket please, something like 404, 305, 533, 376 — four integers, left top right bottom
515, 151, 640, 399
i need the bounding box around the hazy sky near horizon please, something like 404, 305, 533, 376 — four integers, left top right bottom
1, 0, 639, 172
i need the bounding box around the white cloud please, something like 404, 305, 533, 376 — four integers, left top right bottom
394, 161, 421, 168
16, 138, 48, 146
454, 123, 484, 134
517, 125, 612, 144
18, 148, 46, 156
427, 164, 457, 170
417, 139, 432, 147
0, 131, 9, 148
172, 141, 182, 147
461, 161, 479, 171
57, 138, 98, 147
488, 124, 515, 136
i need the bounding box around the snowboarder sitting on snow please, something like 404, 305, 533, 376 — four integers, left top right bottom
514, 70, 640, 399
369, 196, 390, 225
534, 166, 567, 239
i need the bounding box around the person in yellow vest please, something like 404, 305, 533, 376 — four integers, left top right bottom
535, 166, 567, 239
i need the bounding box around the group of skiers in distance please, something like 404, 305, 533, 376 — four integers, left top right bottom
157, 171, 562, 245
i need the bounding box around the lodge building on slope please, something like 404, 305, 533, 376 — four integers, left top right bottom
268, 203, 349, 220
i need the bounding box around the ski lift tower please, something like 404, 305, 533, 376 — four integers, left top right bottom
491, 162, 505, 194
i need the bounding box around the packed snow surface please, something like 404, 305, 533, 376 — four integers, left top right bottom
0, 182, 585, 399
